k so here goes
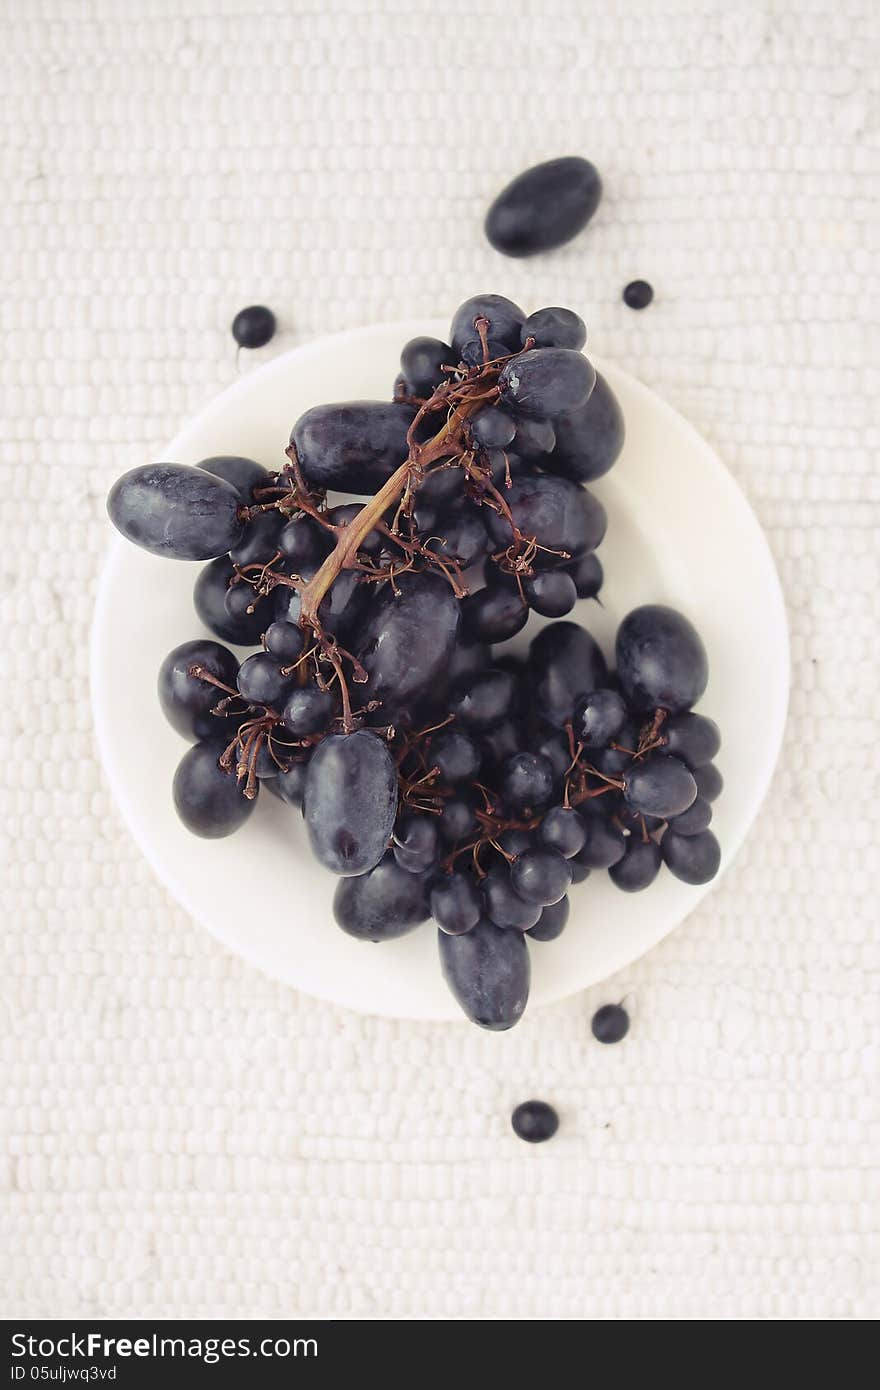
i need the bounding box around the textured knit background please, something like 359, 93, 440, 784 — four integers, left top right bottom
2, 0, 878, 1322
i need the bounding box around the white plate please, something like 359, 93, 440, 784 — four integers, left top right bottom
91, 322, 788, 1021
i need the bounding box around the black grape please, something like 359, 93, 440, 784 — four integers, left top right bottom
480, 719, 521, 771
418, 466, 464, 508
263, 621, 305, 664
158, 639, 239, 741
589, 718, 639, 776
470, 407, 516, 449
526, 896, 570, 941
450, 294, 525, 358
539, 806, 586, 858
609, 837, 662, 892
510, 848, 572, 906
356, 572, 460, 711
662, 829, 721, 885
660, 713, 721, 768
172, 738, 256, 838
460, 336, 509, 367
482, 868, 542, 931
575, 816, 626, 869
668, 796, 712, 836
231, 304, 275, 348
512, 416, 556, 459
434, 509, 489, 568
530, 731, 570, 783
523, 570, 577, 617
224, 582, 262, 624
484, 157, 602, 257
437, 792, 479, 845
616, 605, 709, 715
500, 752, 555, 815
591, 1003, 630, 1043
237, 653, 293, 708
543, 372, 625, 483
485, 472, 607, 565
229, 510, 284, 567
304, 731, 398, 876
568, 857, 591, 886
197, 455, 271, 501
430, 872, 482, 935
274, 756, 311, 808
427, 729, 482, 784
693, 763, 723, 802
194, 556, 272, 645
399, 336, 456, 396
499, 349, 596, 419
574, 689, 627, 747
392, 813, 440, 874
496, 829, 536, 857
522, 306, 587, 351
448, 669, 515, 729
277, 514, 333, 567
290, 401, 416, 494
107, 464, 244, 561
438, 918, 530, 1030
623, 755, 697, 818
275, 568, 364, 640
282, 683, 336, 736
333, 852, 430, 940
568, 551, 603, 599
527, 621, 608, 728
326, 503, 384, 558
460, 584, 529, 644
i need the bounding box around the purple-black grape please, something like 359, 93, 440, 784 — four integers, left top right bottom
448, 669, 515, 729
107, 464, 244, 561
277, 514, 333, 567
399, 336, 456, 397
693, 762, 723, 802
470, 406, 517, 449
482, 868, 542, 931
667, 796, 713, 836
659, 713, 721, 768
526, 896, 570, 941
460, 584, 529, 644
527, 621, 608, 728
623, 754, 696, 819
543, 372, 625, 484
437, 792, 479, 846
290, 401, 416, 495
418, 466, 464, 508
574, 689, 628, 747
575, 815, 626, 870
438, 918, 530, 1030
460, 335, 510, 368
326, 503, 384, 558
522, 307, 587, 351
229, 509, 284, 567
609, 837, 661, 892
530, 730, 571, 783
485, 472, 607, 565
158, 639, 239, 742
231, 304, 275, 348
392, 813, 440, 874
510, 1099, 559, 1142
197, 455, 271, 501
591, 1003, 630, 1043
275, 568, 364, 640
430, 872, 482, 935
567, 551, 604, 599
172, 738, 256, 838
450, 294, 526, 358
263, 620, 305, 664
500, 752, 555, 815
485, 157, 602, 257
623, 280, 654, 310
224, 582, 262, 625
512, 416, 556, 459
333, 852, 429, 940
480, 719, 521, 771
194, 556, 272, 645
434, 509, 489, 569
662, 829, 721, 884
496, 828, 537, 857
236, 653, 293, 708
282, 683, 336, 737
499, 348, 595, 419
510, 848, 572, 906
523, 569, 577, 617
589, 718, 639, 776
616, 605, 709, 715
356, 572, 460, 711
539, 806, 586, 858
273, 756, 311, 808
427, 729, 482, 784
304, 731, 398, 876
568, 857, 591, 885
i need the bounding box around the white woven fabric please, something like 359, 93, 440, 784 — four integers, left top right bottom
2, 0, 878, 1321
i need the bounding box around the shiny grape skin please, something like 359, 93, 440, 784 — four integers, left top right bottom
616, 605, 709, 716
589, 718, 639, 776
392, 813, 440, 874
662, 829, 721, 885
543, 373, 625, 484
522, 307, 587, 351
608, 837, 662, 892
568, 551, 603, 599
623, 755, 697, 819
237, 653, 293, 708
229, 510, 284, 567
512, 416, 556, 459
510, 1100, 559, 1143
273, 757, 311, 808
575, 816, 626, 870
496, 829, 536, 857
158, 639, 239, 742
500, 752, 556, 815
510, 848, 572, 906
470, 407, 517, 449
539, 806, 586, 858
485, 472, 607, 566
591, 1003, 630, 1044
659, 713, 721, 768
231, 304, 276, 348
499, 348, 595, 419
437, 792, 480, 846
435, 509, 490, 568
399, 336, 456, 396
448, 669, 515, 729
223, 583, 261, 626
527, 621, 609, 729
667, 796, 713, 837
480, 719, 521, 773
484, 157, 602, 257
326, 503, 384, 558
523, 570, 577, 617
333, 852, 430, 940
530, 731, 570, 784
449, 294, 526, 357
356, 572, 461, 712
282, 684, 336, 736
277, 514, 333, 567
574, 689, 628, 747
304, 731, 398, 877
482, 869, 542, 931
107, 464, 244, 561
274, 567, 364, 640
567, 857, 591, 885
460, 585, 529, 644
290, 401, 416, 495
194, 556, 272, 645
430, 872, 483, 935
693, 762, 723, 802
438, 918, 530, 1031
172, 738, 256, 839
526, 896, 570, 941
196, 455, 271, 501
263, 621, 305, 664
427, 729, 482, 784
418, 466, 465, 508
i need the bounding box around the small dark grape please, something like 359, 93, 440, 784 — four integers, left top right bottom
277, 515, 333, 567
231, 304, 276, 348
470, 407, 517, 449
510, 1100, 559, 1143
539, 806, 586, 858
568, 856, 591, 885
522, 307, 586, 351
523, 570, 577, 618
430, 871, 482, 935
568, 552, 603, 599
622, 280, 653, 310
400, 336, 456, 396
438, 792, 480, 845
282, 684, 336, 736
662, 829, 721, 884
623, 755, 696, 818
526, 896, 570, 941
500, 752, 555, 815
274, 757, 311, 808
510, 848, 572, 906
574, 689, 628, 747
576, 816, 626, 870
194, 556, 272, 645
608, 837, 661, 892
448, 669, 515, 729
512, 416, 556, 459
460, 585, 529, 644
224, 583, 261, 623
237, 653, 293, 707
693, 762, 724, 802
591, 1003, 630, 1043
392, 813, 440, 874
229, 510, 284, 567
482, 867, 542, 931
172, 738, 256, 839
263, 621, 305, 664
659, 713, 721, 768
428, 729, 482, 784
668, 796, 712, 837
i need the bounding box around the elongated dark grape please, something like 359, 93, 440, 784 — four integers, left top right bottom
623, 755, 696, 818
576, 816, 626, 870
290, 401, 416, 494
500, 752, 555, 815
510, 848, 572, 905
499, 349, 595, 419
237, 653, 293, 708
568, 551, 603, 599
543, 372, 625, 483
356, 572, 460, 711
107, 464, 244, 560
660, 713, 721, 768
197, 455, 271, 500
471, 407, 516, 448
482, 868, 542, 931
304, 731, 398, 876
460, 584, 529, 643
438, 918, 530, 1030
172, 738, 256, 838
333, 852, 429, 939
574, 689, 627, 747
513, 415, 556, 459
194, 556, 271, 645
539, 806, 586, 858
230, 510, 284, 567
662, 829, 721, 884
523, 569, 577, 617
448, 669, 515, 729
158, 639, 239, 741
484, 157, 602, 257
693, 762, 724, 802
485, 473, 606, 565
392, 813, 440, 874
430, 872, 482, 935
282, 683, 336, 736
427, 729, 482, 784
277, 514, 333, 567
522, 307, 587, 351
263, 620, 305, 664
609, 837, 661, 891
616, 605, 709, 715
668, 796, 712, 836
527, 896, 570, 941
527, 621, 608, 728
399, 336, 456, 397
450, 294, 525, 357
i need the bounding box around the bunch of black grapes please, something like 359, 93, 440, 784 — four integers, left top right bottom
107, 294, 723, 1030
